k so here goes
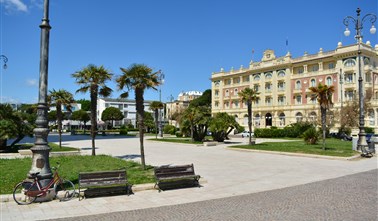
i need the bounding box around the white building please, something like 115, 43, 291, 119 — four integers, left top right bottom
97, 98, 153, 127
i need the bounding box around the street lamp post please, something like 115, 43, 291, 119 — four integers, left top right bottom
158, 72, 165, 137
343, 8, 376, 154
0, 55, 8, 104
28, 0, 53, 191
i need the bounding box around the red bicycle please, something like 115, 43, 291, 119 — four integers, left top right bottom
13, 163, 75, 205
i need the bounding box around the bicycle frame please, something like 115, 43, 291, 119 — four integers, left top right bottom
25, 169, 63, 198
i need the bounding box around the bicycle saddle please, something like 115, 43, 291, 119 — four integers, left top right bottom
29, 172, 40, 178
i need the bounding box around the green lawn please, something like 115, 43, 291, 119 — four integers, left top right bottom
0, 155, 155, 194
5, 142, 78, 153
229, 138, 358, 157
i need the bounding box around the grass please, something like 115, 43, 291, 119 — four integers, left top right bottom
229, 138, 358, 157
5, 143, 78, 153
148, 138, 203, 144
0, 155, 155, 195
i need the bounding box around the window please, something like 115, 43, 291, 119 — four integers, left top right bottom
253, 84, 260, 92
279, 113, 285, 126
310, 79, 316, 87
215, 90, 219, 97
233, 100, 239, 108
326, 77, 332, 86
296, 112, 303, 123
214, 101, 219, 107
254, 75, 260, 81
296, 81, 301, 90
254, 114, 261, 127
278, 82, 285, 91
278, 71, 285, 78
345, 90, 354, 101
368, 110, 375, 126
234, 88, 238, 94
265, 97, 272, 106
278, 96, 285, 105
296, 95, 302, 104
309, 112, 317, 122
344, 59, 356, 67
298, 67, 304, 74
254, 98, 260, 106
225, 79, 231, 85
225, 101, 229, 108
310, 94, 317, 104
310, 65, 319, 72
243, 76, 250, 82
328, 63, 335, 69
345, 73, 353, 83
265, 83, 272, 92
233, 77, 240, 84
265, 73, 272, 79
214, 80, 220, 86
225, 90, 229, 97
365, 73, 372, 83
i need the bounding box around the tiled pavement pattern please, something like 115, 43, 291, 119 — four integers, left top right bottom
49, 169, 378, 221
1, 135, 377, 221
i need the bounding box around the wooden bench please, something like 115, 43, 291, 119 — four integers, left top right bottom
154, 164, 201, 191
78, 170, 132, 200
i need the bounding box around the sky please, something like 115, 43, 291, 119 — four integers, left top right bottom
0, 0, 377, 104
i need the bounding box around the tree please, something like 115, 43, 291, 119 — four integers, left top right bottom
189, 89, 212, 108
238, 87, 259, 145
309, 83, 335, 150
210, 112, 242, 142
144, 112, 155, 133
0, 104, 33, 151
48, 89, 75, 148
71, 109, 90, 133
101, 107, 124, 129
76, 99, 91, 111
181, 106, 211, 142
72, 64, 113, 155
149, 101, 164, 138
116, 64, 161, 169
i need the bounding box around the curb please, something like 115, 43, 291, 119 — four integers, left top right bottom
0, 179, 207, 203
226, 147, 365, 161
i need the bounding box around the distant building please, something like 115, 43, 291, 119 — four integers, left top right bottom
211, 42, 378, 133
97, 98, 153, 127
166, 91, 203, 124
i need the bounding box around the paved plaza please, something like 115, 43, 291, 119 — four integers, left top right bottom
0, 135, 377, 221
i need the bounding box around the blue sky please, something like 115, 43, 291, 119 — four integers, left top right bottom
1, 0, 377, 104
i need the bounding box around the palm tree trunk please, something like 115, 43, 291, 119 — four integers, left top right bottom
57, 104, 62, 148
136, 88, 146, 170
248, 102, 253, 145
90, 86, 98, 156
321, 107, 326, 151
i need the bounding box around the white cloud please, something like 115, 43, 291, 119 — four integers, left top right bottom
1, 0, 28, 13
26, 78, 38, 87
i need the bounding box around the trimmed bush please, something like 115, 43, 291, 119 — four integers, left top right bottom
175, 131, 183, 137
303, 127, 320, 144
164, 125, 177, 135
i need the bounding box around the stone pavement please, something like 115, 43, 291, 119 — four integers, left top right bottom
1, 135, 377, 221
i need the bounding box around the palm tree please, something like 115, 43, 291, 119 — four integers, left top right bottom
116, 64, 161, 169
72, 64, 113, 155
149, 101, 164, 139
309, 83, 335, 150
48, 89, 74, 148
238, 87, 259, 145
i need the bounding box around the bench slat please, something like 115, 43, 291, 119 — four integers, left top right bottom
154, 164, 200, 191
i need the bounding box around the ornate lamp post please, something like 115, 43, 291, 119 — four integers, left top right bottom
0, 55, 8, 103
343, 8, 376, 153
158, 72, 165, 137
28, 0, 52, 189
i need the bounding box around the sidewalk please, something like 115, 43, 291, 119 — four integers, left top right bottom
1, 136, 377, 221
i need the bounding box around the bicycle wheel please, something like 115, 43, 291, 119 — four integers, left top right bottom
13, 182, 37, 205
54, 179, 75, 201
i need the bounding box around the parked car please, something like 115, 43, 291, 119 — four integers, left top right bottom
241, 131, 254, 138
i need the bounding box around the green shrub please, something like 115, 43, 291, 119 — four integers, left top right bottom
303, 127, 320, 144
120, 128, 128, 135
365, 127, 374, 134
164, 125, 177, 135
175, 131, 183, 137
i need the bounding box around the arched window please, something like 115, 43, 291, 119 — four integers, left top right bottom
311, 79, 316, 87
243, 114, 248, 125
326, 77, 332, 86
254, 75, 261, 81
265, 113, 272, 127
278, 71, 285, 78
296, 80, 301, 89
309, 112, 317, 122
225, 90, 229, 97
254, 114, 261, 127
368, 110, 375, 126
344, 59, 356, 67
279, 113, 285, 126
265, 72, 272, 79
296, 112, 303, 123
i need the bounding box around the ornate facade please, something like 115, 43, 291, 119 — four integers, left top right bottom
211, 42, 378, 133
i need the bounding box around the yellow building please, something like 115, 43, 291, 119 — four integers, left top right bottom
211, 42, 378, 133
